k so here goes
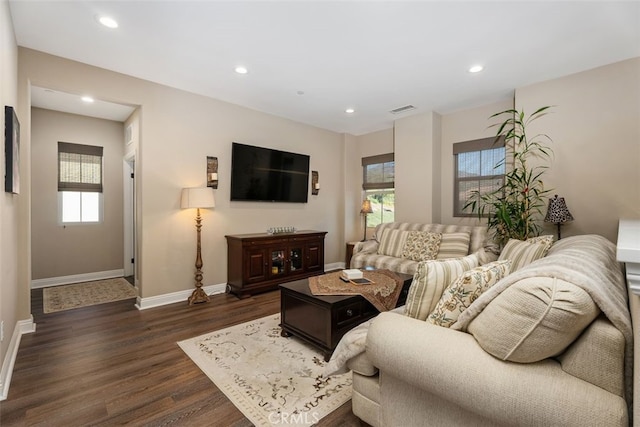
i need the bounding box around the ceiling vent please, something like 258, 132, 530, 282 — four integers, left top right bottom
389, 105, 416, 115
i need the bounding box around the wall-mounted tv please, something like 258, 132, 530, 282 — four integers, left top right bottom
230, 142, 310, 203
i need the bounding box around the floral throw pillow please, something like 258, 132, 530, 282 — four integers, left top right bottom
402, 231, 442, 262
404, 254, 479, 321
427, 260, 511, 328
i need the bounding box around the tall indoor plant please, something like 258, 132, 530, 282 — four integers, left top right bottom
465, 106, 554, 246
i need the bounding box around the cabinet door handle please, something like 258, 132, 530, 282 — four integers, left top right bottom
346, 309, 353, 317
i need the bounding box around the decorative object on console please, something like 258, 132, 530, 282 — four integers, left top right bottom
360, 199, 373, 242
5, 105, 20, 194
206, 156, 218, 189
465, 106, 554, 246
311, 170, 319, 195
181, 187, 216, 305
267, 226, 296, 234
544, 194, 573, 240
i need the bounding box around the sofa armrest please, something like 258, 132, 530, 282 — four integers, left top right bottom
353, 239, 378, 255
367, 312, 628, 426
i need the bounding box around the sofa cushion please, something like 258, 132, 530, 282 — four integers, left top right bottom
498, 238, 548, 272
427, 260, 511, 328
404, 254, 479, 321
436, 232, 471, 259
377, 229, 409, 257
468, 277, 600, 363
402, 231, 442, 262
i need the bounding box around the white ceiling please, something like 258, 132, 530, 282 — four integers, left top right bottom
9, 1, 640, 135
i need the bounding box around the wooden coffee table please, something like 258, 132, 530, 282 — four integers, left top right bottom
279, 272, 413, 360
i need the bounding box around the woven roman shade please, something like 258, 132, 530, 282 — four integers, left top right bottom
58, 142, 103, 192
362, 153, 394, 190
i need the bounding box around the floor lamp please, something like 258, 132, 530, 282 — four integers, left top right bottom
181, 187, 216, 305
360, 199, 373, 242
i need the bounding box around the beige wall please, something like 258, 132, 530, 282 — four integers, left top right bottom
0, 0, 20, 383
18, 48, 345, 299
30, 108, 124, 280
516, 57, 640, 242
394, 112, 439, 223
355, 57, 640, 246
440, 98, 514, 226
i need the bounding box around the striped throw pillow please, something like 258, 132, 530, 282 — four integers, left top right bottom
404, 254, 479, 321
498, 238, 549, 272
377, 229, 409, 258
436, 232, 471, 259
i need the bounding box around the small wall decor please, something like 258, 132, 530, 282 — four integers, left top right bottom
207, 156, 218, 189
5, 106, 20, 194
311, 170, 319, 195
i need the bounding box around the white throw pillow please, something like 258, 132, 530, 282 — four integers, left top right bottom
468, 277, 600, 363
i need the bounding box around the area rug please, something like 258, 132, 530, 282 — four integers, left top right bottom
178, 314, 352, 427
43, 277, 137, 313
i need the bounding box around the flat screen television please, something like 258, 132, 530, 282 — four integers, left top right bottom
230, 142, 310, 203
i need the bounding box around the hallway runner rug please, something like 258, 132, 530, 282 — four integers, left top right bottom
178, 313, 352, 427
43, 277, 137, 313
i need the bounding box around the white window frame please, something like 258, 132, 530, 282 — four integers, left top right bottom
58, 192, 104, 225
362, 153, 395, 227
58, 142, 104, 224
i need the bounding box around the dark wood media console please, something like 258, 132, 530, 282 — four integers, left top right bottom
225, 230, 327, 298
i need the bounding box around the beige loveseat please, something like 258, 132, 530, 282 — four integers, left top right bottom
348, 234, 632, 426
350, 222, 499, 274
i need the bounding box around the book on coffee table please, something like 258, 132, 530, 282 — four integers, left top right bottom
350, 278, 374, 285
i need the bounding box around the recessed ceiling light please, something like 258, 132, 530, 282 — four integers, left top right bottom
98, 16, 118, 29
345, 108, 355, 114
469, 65, 484, 73
81, 96, 95, 103
235, 66, 248, 74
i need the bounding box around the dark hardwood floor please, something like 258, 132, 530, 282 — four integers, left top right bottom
0, 288, 362, 426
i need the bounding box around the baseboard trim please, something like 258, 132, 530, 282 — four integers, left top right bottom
136, 264, 342, 310
0, 317, 36, 401
31, 269, 125, 289
326, 262, 344, 271
136, 283, 227, 310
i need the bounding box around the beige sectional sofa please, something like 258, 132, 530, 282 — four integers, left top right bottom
347, 234, 632, 426
349, 222, 499, 274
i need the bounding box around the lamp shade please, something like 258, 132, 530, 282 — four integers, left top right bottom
360, 199, 373, 214
181, 187, 215, 209
544, 195, 573, 224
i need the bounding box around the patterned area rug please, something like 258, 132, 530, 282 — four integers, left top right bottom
43, 277, 137, 313
178, 314, 352, 427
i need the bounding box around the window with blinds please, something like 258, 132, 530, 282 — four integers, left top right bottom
362, 153, 395, 227
58, 142, 103, 192
58, 142, 103, 223
453, 136, 505, 217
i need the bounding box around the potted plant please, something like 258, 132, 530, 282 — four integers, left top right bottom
465, 106, 554, 246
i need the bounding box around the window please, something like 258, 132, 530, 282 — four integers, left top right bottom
58, 142, 103, 223
362, 153, 395, 227
453, 136, 505, 217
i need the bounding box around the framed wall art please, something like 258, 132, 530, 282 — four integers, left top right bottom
5, 105, 20, 194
